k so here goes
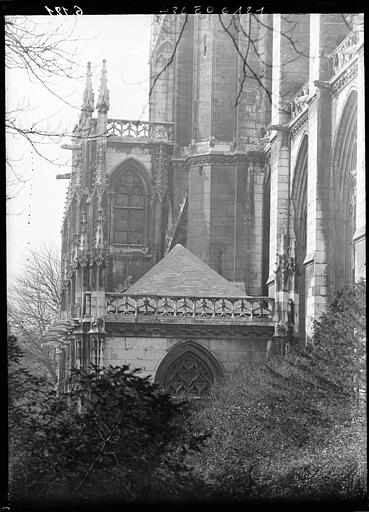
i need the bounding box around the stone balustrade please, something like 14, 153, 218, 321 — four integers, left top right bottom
289, 81, 310, 121
329, 30, 359, 78
102, 293, 275, 322
107, 119, 174, 142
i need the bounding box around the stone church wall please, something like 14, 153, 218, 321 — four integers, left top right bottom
105, 145, 153, 179
103, 334, 272, 381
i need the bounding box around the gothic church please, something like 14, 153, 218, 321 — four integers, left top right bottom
53, 14, 365, 396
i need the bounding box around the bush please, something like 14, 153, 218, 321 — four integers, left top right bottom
9, 361, 206, 505
189, 282, 367, 502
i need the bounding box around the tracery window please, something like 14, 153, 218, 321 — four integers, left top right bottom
163, 353, 213, 397
113, 168, 145, 245
155, 341, 223, 398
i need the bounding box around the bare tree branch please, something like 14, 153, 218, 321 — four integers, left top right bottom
5, 15, 85, 191
218, 14, 273, 109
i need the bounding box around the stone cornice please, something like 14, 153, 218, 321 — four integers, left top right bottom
105, 321, 275, 339
289, 110, 309, 136
107, 136, 174, 147
188, 154, 249, 166
108, 246, 152, 259
181, 150, 266, 167
330, 61, 358, 97
171, 158, 188, 170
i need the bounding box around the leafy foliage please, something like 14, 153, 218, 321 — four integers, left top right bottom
9, 283, 366, 504
8, 335, 52, 500
189, 282, 367, 502
9, 361, 206, 505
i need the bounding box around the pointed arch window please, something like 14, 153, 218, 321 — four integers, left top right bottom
164, 353, 213, 397
113, 168, 146, 245
155, 341, 223, 398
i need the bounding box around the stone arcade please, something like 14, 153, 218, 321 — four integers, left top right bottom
51, 14, 365, 396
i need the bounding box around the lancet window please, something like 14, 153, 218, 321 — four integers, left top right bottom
91, 336, 103, 368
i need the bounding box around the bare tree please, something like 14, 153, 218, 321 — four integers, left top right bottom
7, 244, 61, 382
5, 15, 86, 200
5, 16, 83, 140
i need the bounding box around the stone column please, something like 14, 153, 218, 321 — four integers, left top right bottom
268, 14, 309, 302
268, 22, 288, 299
304, 14, 337, 339
247, 159, 265, 296
267, 128, 290, 312
268, 14, 310, 334
353, 17, 365, 281
187, 159, 212, 265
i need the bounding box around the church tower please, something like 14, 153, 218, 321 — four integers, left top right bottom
60, 60, 175, 320
151, 14, 272, 294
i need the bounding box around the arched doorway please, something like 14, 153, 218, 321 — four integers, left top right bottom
155, 341, 223, 398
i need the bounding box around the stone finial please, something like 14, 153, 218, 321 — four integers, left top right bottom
96, 59, 110, 113
81, 62, 94, 112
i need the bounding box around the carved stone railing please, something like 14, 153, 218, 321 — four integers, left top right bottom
329, 30, 359, 78
105, 294, 275, 322
107, 119, 174, 143
289, 81, 310, 121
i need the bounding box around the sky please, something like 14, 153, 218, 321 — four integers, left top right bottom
6, 15, 151, 282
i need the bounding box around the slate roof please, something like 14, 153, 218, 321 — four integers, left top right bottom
125, 244, 246, 298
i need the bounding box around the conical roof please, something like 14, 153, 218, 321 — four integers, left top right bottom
125, 244, 245, 298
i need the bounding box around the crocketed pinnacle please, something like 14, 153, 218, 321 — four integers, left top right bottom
81, 61, 94, 112
96, 59, 110, 113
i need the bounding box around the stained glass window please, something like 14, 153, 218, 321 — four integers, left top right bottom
114, 168, 145, 245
